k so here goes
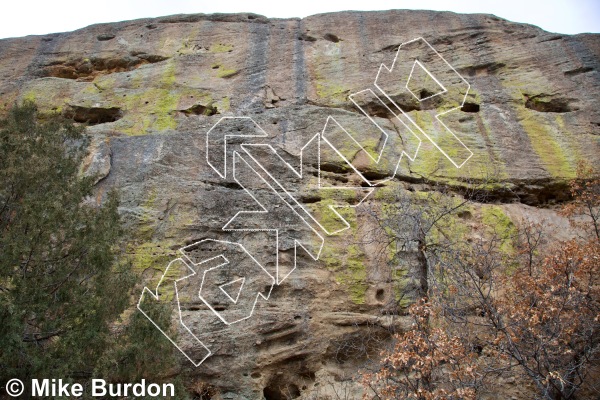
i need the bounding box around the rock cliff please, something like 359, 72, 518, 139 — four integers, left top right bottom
1, 9, 598, 399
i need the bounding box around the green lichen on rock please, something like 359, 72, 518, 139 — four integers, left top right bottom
216, 66, 238, 79
154, 91, 178, 131
17, 78, 78, 115
94, 75, 118, 92
22, 91, 37, 102
313, 45, 350, 104
209, 43, 234, 53
392, 268, 412, 308
216, 96, 231, 112
116, 60, 180, 134
408, 111, 472, 179
342, 249, 368, 304
315, 80, 349, 103
430, 203, 472, 246
160, 59, 177, 87
123, 89, 178, 134
406, 112, 442, 175
130, 241, 174, 274
320, 240, 367, 304
129, 241, 178, 300
128, 189, 180, 300
317, 198, 348, 234
314, 186, 369, 304
481, 205, 517, 254
343, 126, 380, 161
136, 189, 159, 240
336, 244, 368, 304
306, 189, 359, 234
517, 108, 576, 178
211, 62, 238, 78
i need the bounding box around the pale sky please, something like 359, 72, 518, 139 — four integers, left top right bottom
0, 0, 598, 39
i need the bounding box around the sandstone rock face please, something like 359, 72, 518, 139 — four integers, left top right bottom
1, 10, 598, 399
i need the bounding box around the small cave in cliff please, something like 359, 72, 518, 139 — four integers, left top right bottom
96, 33, 116, 41
63, 105, 123, 125
180, 103, 219, 116
323, 33, 341, 43
460, 61, 506, 77
350, 93, 419, 118
39, 53, 170, 81
388, 93, 421, 112
525, 95, 576, 113
263, 383, 300, 400
297, 33, 317, 42
461, 102, 480, 112
419, 88, 438, 100
355, 98, 398, 119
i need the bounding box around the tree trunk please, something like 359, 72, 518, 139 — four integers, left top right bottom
416, 238, 428, 298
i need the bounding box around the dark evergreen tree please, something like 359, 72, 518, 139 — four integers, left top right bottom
0, 102, 134, 383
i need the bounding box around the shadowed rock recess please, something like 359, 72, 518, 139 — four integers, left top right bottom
1, 9, 598, 399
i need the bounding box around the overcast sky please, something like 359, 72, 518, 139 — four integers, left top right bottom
0, 0, 598, 39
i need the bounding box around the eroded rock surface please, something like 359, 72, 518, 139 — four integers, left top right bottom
1, 10, 598, 399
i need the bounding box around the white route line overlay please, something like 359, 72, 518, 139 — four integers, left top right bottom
219, 277, 245, 304
138, 239, 276, 365
375, 36, 473, 169
193, 240, 275, 325
139, 36, 474, 367
223, 151, 325, 285
138, 258, 211, 367
405, 59, 448, 102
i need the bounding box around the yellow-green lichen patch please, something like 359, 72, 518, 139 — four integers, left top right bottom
392, 268, 412, 308
321, 243, 367, 304
375, 185, 474, 305
176, 38, 195, 56
154, 92, 179, 131
409, 111, 473, 179
373, 182, 401, 201
343, 125, 381, 161
398, 111, 508, 188
17, 78, 86, 115
215, 96, 230, 112
87, 57, 230, 134
315, 199, 356, 235
81, 83, 101, 97
116, 88, 177, 135
209, 43, 234, 53
430, 204, 472, 247
379, 187, 471, 247
317, 187, 369, 304
130, 241, 173, 274
481, 205, 517, 255
22, 90, 37, 102
129, 241, 178, 301
304, 188, 361, 235
128, 189, 180, 300
159, 59, 177, 88
516, 108, 576, 178
216, 66, 238, 79
465, 88, 482, 105
315, 80, 350, 103
312, 43, 350, 105
406, 112, 441, 173
342, 248, 368, 304
136, 189, 159, 240
118, 60, 180, 134
93, 75, 118, 92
